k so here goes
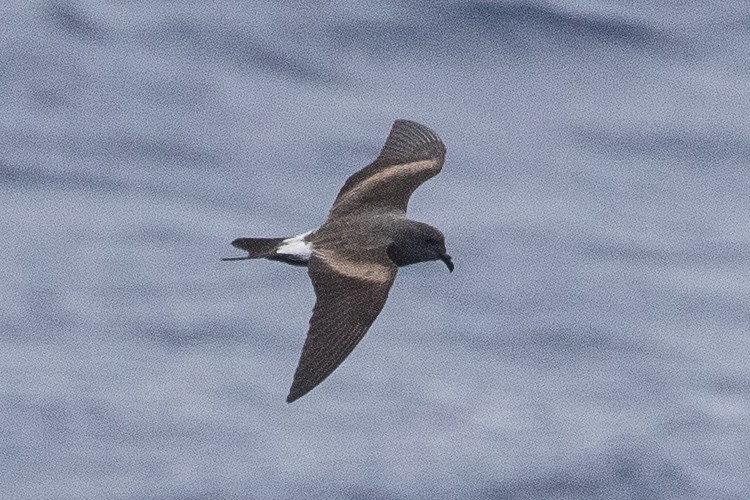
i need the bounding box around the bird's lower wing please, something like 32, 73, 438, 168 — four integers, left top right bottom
286, 250, 397, 403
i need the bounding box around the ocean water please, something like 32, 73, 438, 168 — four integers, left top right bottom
2, 0, 750, 498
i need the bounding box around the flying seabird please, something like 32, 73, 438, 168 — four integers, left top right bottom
224, 120, 452, 402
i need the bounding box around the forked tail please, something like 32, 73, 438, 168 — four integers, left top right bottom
221, 237, 287, 261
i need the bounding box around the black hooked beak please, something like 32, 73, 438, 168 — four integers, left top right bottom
439, 252, 454, 273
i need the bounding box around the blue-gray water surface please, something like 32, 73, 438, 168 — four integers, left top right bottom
2, 1, 750, 498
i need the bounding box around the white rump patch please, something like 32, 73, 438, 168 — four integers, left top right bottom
276, 230, 314, 261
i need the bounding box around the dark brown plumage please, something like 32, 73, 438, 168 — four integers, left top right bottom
224, 120, 452, 402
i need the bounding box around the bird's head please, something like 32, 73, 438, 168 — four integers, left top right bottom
388, 221, 453, 272
420, 227, 453, 273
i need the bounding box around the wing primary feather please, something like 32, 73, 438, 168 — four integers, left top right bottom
377, 119, 445, 166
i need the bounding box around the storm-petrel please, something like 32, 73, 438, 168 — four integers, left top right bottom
224, 120, 452, 402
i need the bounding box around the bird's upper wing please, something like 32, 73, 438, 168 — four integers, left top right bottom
328, 120, 446, 218
286, 247, 397, 403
